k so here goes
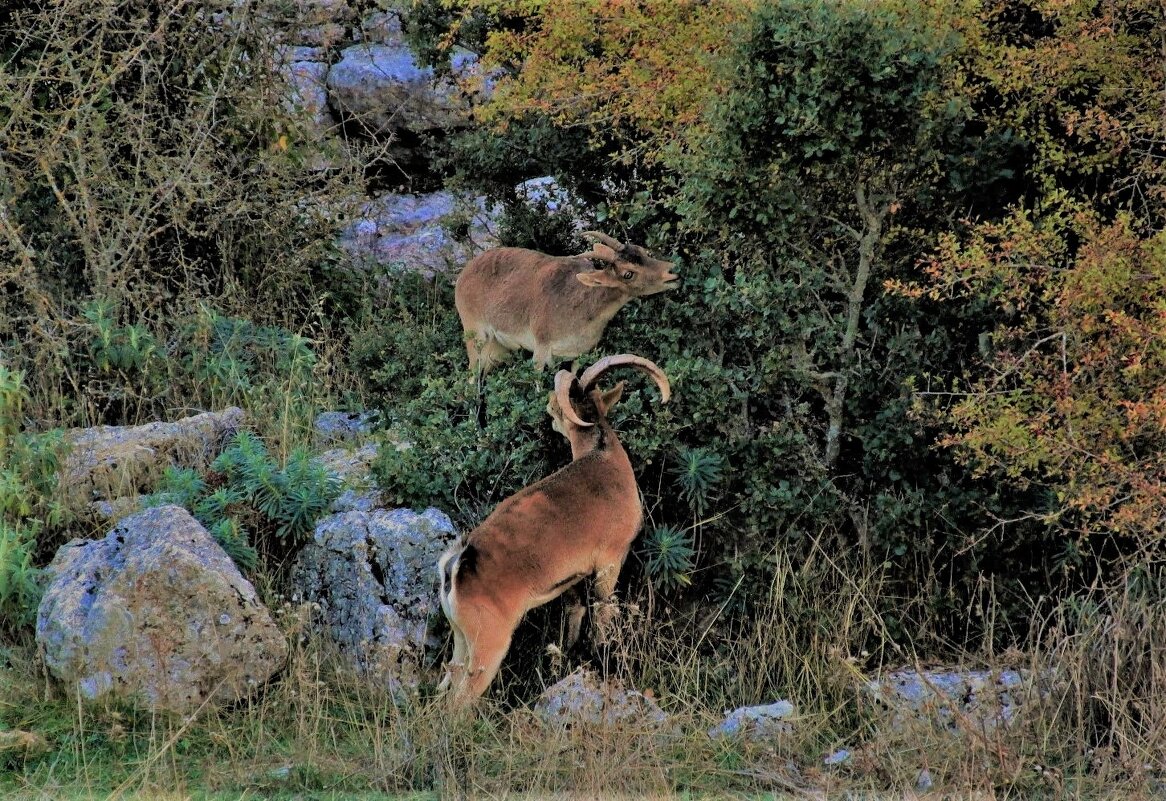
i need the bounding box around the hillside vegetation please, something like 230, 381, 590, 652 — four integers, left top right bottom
2, 0, 1164, 797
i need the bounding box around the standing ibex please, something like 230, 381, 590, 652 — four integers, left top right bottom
437, 354, 671, 705
454, 232, 679, 376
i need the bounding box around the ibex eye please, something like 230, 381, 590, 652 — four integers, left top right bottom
622, 271, 634, 280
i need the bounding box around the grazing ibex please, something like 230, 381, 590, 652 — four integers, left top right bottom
437, 354, 671, 705
454, 232, 679, 376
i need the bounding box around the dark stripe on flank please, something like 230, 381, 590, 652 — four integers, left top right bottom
547, 572, 584, 594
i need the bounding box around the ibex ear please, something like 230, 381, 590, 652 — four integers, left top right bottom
576, 269, 622, 289
597, 381, 626, 415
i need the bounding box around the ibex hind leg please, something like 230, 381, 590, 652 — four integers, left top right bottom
563, 583, 588, 650
466, 333, 511, 377
467, 334, 510, 428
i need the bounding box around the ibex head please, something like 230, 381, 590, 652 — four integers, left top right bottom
575, 231, 680, 298
548, 354, 671, 439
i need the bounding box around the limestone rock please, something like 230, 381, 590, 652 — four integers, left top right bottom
535, 669, 668, 729
281, 57, 332, 128
866, 668, 1049, 734
313, 410, 379, 447
516, 176, 587, 227
36, 506, 287, 713
61, 407, 244, 513
709, 700, 796, 740
354, 9, 401, 44
288, 0, 353, 47
314, 440, 381, 513
289, 508, 457, 695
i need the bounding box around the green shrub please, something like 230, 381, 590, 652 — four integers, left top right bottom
177, 306, 320, 432
372, 355, 559, 524
349, 272, 465, 411
0, 366, 65, 636
146, 431, 341, 572
495, 195, 585, 256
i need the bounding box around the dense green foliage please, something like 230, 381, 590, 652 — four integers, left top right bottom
0, 368, 64, 636
378, 0, 1166, 668
385, 0, 1034, 645
146, 432, 342, 573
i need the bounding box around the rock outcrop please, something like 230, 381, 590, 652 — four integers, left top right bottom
62, 407, 245, 515
326, 42, 479, 137
534, 669, 669, 729
289, 507, 457, 695
336, 190, 497, 276
866, 667, 1051, 734
709, 700, 797, 740
36, 506, 287, 713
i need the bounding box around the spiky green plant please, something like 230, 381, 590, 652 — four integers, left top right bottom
671, 446, 724, 516
642, 524, 696, 592
146, 431, 340, 572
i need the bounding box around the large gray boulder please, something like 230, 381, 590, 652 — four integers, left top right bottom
36, 506, 287, 713
61, 407, 245, 515
289, 508, 457, 695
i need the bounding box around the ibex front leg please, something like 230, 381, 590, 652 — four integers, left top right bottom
590, 559, 626, 645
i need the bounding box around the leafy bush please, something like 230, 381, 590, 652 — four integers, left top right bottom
146, 431, 341, 572
65, 301, 326, 451
0, 367, 65, 636
177, 306, 321, 432
495, 195, 585, 256
349, 272, 466, 412
371, 353, 559, 525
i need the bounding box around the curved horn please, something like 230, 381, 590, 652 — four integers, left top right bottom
578, 354, 671, 403
554, 369, 593, 428
575, 243, 619, 263
581, 230, 625, 252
